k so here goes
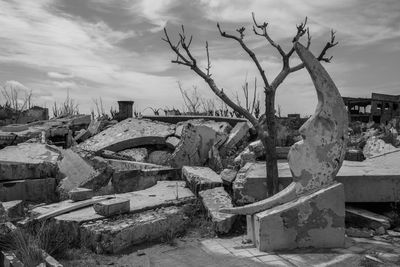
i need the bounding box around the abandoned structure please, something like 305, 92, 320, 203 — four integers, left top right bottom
0, 105, 49, 126
343, 93, 400, 124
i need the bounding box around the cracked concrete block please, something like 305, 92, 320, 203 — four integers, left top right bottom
182, 166, 222, 195
93, 198, 130, 217
345, 206, 391, 231
166, 136, 180, 149
199, 187, 237, 234
220, 169, 237, 188
69, 188, 93, 202
2, 200, 24, 220
221, 122, 249, 152
81, 206, 189, 254
249, 183, 345, 251
78, 118, 175, 153
0, 143, 60, 181
169, 121, 230, 168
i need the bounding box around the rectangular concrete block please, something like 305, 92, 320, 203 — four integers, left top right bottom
93, 198, 130, 217
182, 166, 222, 195
252, 183, 345, 251
68, 187, 93, 202
0, 178, 57, 202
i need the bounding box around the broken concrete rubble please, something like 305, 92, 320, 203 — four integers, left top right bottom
346, 206, 391, 231
363, 136, 399, 158
68, 188, 93, 202
199, 187, 237, 234
220, 122, 249, 153
0, 143, 60, 180
117, 147, 148, 162
220, 168, 237, 189
182, 166, 222, 194
169, 120, 230, 168
148, 150, 171, 166
2, 200, 24, 221
81, 206, 189, 254
0, 178, 57, 202
78, 118, 175, 154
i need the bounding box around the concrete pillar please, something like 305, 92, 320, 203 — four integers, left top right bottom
117, 101, 134, 120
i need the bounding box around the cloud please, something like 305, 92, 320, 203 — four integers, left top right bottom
47, 71, 74, 79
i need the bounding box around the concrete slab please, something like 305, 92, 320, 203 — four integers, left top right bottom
0, 143, 60, 180
108, 159, 179, 193
32, 181, 195, 224
251, 183, 345, 251
169, 121, 230, 168
78, 118, 175, 153
346, 206, 391, 230
182, 166, 223, 195
222, 121, 249, 151
57, 149, 112, 196
81, 206, 189, 254
199, 187, 237, 234
69, 188, 93, 202
0, 178, 57, 202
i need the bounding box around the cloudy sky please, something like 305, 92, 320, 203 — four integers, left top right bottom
0, 0, 399, 116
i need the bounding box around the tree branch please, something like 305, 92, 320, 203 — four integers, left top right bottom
217, 22, 270, 88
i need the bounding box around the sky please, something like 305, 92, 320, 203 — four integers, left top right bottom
0, 0, 399, 116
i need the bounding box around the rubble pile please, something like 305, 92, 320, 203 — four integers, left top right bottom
2, 114, 400, 263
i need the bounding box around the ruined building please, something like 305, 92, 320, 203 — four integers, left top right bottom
343, 93, 400, 124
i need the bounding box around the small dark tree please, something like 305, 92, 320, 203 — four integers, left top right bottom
163, 14, 337, 196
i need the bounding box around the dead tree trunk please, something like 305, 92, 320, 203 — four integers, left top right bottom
163, 14, 337, 196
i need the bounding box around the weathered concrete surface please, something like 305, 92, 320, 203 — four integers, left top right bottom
78, 118, 175, 153
0, 202, 6, 223
199, 187, 237, 234
169, 120, 231, 168
220, 168, 237, 188
2, 200, 24, 220
221, 122, 249, 152
148, 150, 171, 166
166, 136, 180, 149
0, 178, 57, 202
69, 187, 93, 202
250, 183, 345, 251
108, 159, 178, 193
0, 143, 60, 180
117, 148, 148, 162
32, 181, 195, 224
182, 166, 222, 195
81, 206, 189, 254
57, 149, 112, 196
93, 198, 130, 217
232, 162, 291, 206
363, 136, 399, 158
346, 206, 391, 231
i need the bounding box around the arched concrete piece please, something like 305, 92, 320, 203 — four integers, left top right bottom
221, 43, 348, 215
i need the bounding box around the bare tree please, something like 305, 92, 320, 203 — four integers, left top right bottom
163, 14, 337, 195
236, 76, 260, 118
1, 81, 33, 123
178, 81, 202, 114
52, 90, 79, 118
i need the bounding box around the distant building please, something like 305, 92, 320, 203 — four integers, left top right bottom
343, 93, 400, 124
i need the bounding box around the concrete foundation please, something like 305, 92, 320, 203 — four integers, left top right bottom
247, 183, 345, 252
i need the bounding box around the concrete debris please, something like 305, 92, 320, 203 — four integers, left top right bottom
109, 159, 178, 193
68, 188, 94, 202
32, 181, 195, 224
0, 202, 6, 223
182, 166, 222, 195
199, 187, 237, 234
2, 200, 24, 221
345, 227, 373, 238
220, 122, 249, 152
78, 118, 175, 154
207, 145, 224, 173
0, 178, 57, 202
148, 150, 171, 166
93, 197, 130, 217
345, 148, 365, 161
169, 121, 230, 168
363, 136, 399, 158
234, 148, 256, 167
220, 168, 237, 189
57, 149, 112, 197
346, 206, 391, 231
117, 148, 148, 162
81, 206, 189, 254
0, 251, 25, 267
0, 143, 60, 180
166, 136, 180, 149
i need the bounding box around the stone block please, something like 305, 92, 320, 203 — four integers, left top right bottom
221, 122, 249, 151
148, 150, 171, 166
81, 206, 189, 254
199, 187, 237, 234
93, 198, 130, 217
250, 183, 345, 251
345, 206, 390, 230
68, 187, 93, 202
166, 136, 180, 149
220, 169, 237, 188
182, 166, 222, 195
0, 178, 57, 202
